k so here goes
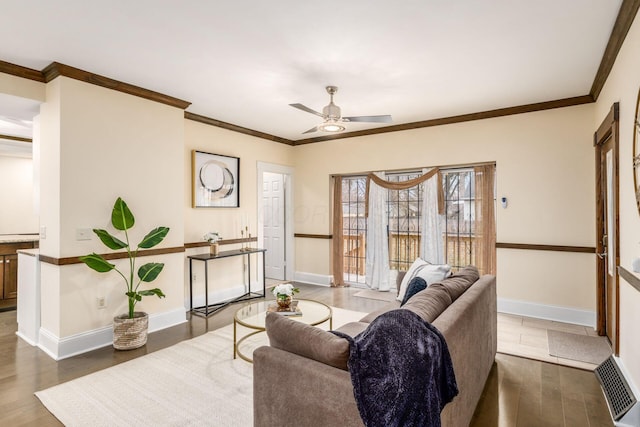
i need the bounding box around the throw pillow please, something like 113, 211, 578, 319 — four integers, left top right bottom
265, 312, 350, 370
396, 259, 452, 302
414, 263, 452, 286
400, 276, 428, 306
395, 258, 428, 301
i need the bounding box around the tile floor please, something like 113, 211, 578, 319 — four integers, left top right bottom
497, 313, 608, 371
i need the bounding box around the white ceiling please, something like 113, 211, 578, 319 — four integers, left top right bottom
0, 0, 623, 141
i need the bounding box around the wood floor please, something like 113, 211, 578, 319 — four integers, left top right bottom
0, 283, 613, 426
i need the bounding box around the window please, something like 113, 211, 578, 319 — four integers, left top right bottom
341, 177, 367, 284
340, 166, 495, 284
386, 172, 423, 272
442, 169, 475, 270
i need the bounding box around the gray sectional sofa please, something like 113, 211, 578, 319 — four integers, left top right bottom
254, 266, 497, 426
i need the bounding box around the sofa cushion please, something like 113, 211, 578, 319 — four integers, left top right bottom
439, 265, 480, 302
401, 283, 453, 323
334, 321, 369, 338
396, 259, 451, 302
359, 300, 401, 323
265, 312, 350, 370
400, 276, 428, 306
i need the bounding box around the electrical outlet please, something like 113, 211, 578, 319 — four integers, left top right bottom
192, 274, 197, 282
76, 228, 92, 241
97, 296, 106, 309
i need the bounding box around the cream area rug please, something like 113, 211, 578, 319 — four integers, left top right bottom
548, 330, 612, 365
36, 307, 366, 427
353, 289, 397, 302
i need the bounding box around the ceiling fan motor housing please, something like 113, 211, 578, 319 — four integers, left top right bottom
322, 103, 341, 120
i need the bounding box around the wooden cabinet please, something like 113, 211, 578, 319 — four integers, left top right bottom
3, 255, 18, 299
0, 241, 38, 306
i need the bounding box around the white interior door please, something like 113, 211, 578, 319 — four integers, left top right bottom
263, 172, 286, 280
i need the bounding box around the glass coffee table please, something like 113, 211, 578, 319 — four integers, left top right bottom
233, 299, 332, 362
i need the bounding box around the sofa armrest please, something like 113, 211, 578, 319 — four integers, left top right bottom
433, 274, 497, 427
254, 346, 363, 427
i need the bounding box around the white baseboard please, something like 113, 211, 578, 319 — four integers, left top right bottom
498, 297, 596, 327
15, 331, 38, 346
294, 271, 332, 287
37, 307, 187, 361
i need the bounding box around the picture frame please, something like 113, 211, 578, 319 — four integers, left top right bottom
192, 150, 240, 208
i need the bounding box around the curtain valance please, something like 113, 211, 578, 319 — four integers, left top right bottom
365, 168, 445, 216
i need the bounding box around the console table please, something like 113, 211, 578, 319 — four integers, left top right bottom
188, 248, 266, 317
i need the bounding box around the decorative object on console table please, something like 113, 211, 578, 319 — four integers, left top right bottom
271, 283, 299, 310
192, 150, 240, 208
79, 197, 168, 350
203, 232, 222, 256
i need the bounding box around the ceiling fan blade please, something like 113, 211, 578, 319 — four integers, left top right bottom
290, 103, 324, 118
302, 126, 318, 134
343, 115, 392, 123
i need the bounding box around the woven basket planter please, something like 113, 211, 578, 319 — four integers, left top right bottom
113, 312, 149, 350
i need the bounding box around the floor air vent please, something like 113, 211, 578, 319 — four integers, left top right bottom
595, 356, 637, 421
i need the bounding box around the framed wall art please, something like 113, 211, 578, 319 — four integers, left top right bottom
192, 150, 240, 208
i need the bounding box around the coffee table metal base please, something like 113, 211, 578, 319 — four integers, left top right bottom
233, 299, 333, 363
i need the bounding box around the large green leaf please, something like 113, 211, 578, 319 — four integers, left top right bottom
127, 291, 142, 301
138, 227, 170, 249
111, 197, 135, 231
79, 253, 115, 273
93, 229, 127, 250
138, 288, 166, 298
137, 262, 165, 282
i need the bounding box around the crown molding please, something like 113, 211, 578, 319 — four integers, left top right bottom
0, 134, 32, 143
590, 0, 640, 100
184, 111, 294, 146
0, 60, 45, 82
41, 62, 191, 110
293, 95, 594, 145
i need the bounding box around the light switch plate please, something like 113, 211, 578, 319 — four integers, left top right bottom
40, 226, 46, 239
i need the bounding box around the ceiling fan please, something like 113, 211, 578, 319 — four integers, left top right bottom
290, 86, 392, 134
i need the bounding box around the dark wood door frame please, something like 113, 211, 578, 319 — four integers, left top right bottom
594, 102, 620, 354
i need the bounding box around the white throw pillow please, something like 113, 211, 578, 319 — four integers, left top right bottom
415, 263, 452, 285
396, 259, 452, 302
396, 258, 428, 301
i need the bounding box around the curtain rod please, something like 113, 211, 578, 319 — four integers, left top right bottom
329, 161, 496, 178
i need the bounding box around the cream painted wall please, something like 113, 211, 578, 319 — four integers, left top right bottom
294, 105, 597, 311
183, 120, 294, 299
39, 77, 185, 338
593, 12, 640, 390
0, 156, 38, 234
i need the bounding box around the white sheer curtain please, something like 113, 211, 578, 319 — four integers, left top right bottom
420, 168, 444, 264
365, 172, 391, 291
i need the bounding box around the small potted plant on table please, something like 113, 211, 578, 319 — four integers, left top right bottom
272, 283, 300, 309
203, 232, 222, 256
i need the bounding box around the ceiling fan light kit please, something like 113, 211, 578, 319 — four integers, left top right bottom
318, 120, 346, 133
290, 86, 392, 134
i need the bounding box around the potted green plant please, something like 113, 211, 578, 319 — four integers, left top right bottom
79, 197, 169, 350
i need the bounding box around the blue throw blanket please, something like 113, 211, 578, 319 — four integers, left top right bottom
333, 309, 458, 427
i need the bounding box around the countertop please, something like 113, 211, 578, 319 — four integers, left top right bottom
0, 235, 40, 244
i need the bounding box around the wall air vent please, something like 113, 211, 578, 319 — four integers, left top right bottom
595, 356, 637, 421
